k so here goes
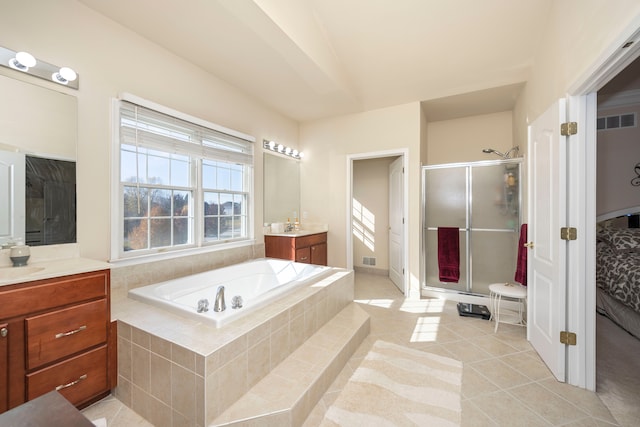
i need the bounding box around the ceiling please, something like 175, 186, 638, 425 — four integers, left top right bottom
78, 0, 553, 122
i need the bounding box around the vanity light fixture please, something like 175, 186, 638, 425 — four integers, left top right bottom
0, 45, 79, 89
263, 139, 303, 159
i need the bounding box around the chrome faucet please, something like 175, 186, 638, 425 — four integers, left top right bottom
214, 285, 226, 312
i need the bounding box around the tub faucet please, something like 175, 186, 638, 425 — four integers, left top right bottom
214, 285, 226, 312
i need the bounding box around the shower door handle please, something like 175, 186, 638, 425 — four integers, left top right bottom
524, 242, 534, 249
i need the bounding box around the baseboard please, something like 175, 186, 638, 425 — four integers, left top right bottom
354, 266, 389, 276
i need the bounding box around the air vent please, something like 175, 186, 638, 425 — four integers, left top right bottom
597, 113, 636, 130
362, 256, 376, 266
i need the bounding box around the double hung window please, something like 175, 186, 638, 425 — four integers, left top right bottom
115, 99, 253, 259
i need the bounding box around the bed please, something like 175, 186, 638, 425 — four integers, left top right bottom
596, 218, 640, 339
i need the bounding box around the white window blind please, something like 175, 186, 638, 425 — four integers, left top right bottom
119, 101, 253, 165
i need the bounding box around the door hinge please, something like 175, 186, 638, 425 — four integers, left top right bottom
560, 331, 577, 346
560, 122, 578, 136
560, 227, 577, 241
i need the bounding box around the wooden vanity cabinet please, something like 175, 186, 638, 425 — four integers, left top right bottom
0, 269, 113, 414
265, 232, 328, 265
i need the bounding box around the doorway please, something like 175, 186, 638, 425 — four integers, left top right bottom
347, 150, 408, 295
592, 54, 640, 424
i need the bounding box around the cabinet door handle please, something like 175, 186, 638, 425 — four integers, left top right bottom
56, 374, 87, 391
0, 327, 7, 337
55, 325, 87, 339
299, 256, 308, 261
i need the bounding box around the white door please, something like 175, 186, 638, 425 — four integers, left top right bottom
528, 99, 567, 381
388, 157, 404, 292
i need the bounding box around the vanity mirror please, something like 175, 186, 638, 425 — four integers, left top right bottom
263, 152, 300, 225
0, 73, 77, 246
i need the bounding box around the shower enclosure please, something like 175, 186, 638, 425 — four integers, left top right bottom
421, 159, 522, 296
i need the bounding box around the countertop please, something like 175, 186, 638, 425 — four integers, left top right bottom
264, 229, 327, 238
0, 257, 110, 287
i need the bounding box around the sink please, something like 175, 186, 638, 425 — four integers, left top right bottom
0, 266, 45, 280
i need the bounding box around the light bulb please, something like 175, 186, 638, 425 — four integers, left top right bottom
52, 67, 77, 85
268, 140, 275, 149
277, 144, 284, 152
9, 51, 36, 71
59, 67, 77, 82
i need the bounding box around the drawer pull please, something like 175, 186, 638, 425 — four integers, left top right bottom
55, 374, 87, 391
55, 325, 87, 339
299, 256, 308, 261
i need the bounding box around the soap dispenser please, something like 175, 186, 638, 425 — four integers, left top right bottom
9, 239, 30, 267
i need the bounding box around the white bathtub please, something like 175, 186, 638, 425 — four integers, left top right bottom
128, 258, 331, 328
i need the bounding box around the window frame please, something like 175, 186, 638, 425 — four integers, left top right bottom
111, 94, 255, 262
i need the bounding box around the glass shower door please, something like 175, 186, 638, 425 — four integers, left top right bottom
470, 163, 520, 295
422, 160, 521, 296
423, 165, 468, 292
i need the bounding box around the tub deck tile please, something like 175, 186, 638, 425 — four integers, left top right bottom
211, 303, 370, 427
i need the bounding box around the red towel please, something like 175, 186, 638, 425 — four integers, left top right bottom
438, 227, 460, 283
514, 224, 528, 286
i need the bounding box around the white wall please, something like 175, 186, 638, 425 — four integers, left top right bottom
0, 0, 299, 261
426, 111, 513, 165
300, 102, 421, 296
523, 0, 640, 122
596, 103, 640, 216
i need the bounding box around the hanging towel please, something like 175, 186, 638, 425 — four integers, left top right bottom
514, 223, 528, 286
438, 227, 460, 283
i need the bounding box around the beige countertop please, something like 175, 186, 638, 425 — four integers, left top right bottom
264, 229, 327, 237
0, 244, 110, 287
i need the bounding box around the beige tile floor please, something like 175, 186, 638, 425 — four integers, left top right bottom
82, 272, 624, 426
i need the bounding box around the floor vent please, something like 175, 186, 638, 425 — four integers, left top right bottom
363, 256, 376, 266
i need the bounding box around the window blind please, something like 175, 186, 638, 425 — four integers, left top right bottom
119, 101, 253, 165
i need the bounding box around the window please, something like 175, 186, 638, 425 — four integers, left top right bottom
115, 98, 254, 259
597, 112, 636, 130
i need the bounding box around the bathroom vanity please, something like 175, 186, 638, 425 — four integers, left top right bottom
264, 231, 327, 265
0, 264, 114, 413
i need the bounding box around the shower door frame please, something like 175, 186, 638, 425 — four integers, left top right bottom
420, 158, 523, 298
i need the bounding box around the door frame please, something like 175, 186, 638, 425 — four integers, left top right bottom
564, 18, 640, 390
346, 149, 409, 295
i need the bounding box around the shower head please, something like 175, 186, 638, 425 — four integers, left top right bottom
482, 146, 519, 159
482, 148, 505, 157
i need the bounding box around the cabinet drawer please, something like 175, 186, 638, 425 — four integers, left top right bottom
26, 346, 108, 407
294, 233, 326, 248
26, 299, 108, 369
0, 270, 108, 319
295, 247, 311, 263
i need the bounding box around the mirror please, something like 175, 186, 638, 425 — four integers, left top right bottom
263, 152, 300, 225
0, 73, 77, 246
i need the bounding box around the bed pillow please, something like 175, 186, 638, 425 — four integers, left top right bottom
608, 228, 640, 252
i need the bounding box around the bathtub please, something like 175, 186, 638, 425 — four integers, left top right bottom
128, 258, 331, 328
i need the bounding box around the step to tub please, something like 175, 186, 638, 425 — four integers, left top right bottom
211, 303, 370, 427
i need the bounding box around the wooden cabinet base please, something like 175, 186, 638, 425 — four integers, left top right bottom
0, 269, 113, 414
265, 232, 328, 265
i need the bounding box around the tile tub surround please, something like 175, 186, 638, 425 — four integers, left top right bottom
112, 267, 354, 427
